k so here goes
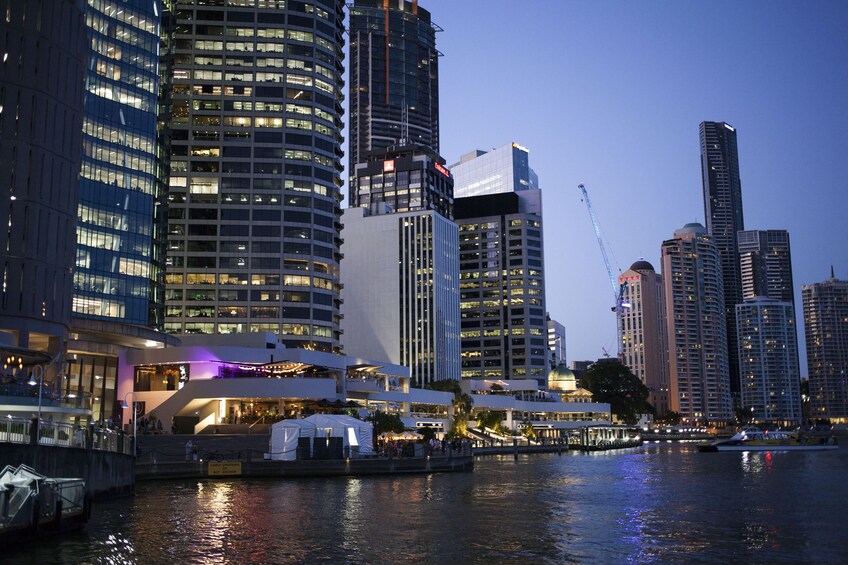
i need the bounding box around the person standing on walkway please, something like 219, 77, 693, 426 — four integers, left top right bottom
185, 439, 193, 461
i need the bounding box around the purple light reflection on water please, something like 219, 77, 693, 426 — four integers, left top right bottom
6, 443, 848, 564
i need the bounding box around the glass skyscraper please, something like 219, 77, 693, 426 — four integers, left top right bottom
700, 121, 745, 400
452, 143, 547, 385
454, 191, 547, 384
74, 0, 166, 327
0, 0, 87, 351
162, 0, 346, 353
347, 0, 440, 184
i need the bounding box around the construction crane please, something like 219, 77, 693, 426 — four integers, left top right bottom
578, 183, 629, 358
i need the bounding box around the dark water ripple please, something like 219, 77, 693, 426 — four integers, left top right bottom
5, 443, 848, 564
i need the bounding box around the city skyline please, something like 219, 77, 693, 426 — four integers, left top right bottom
396, 1, 848, 372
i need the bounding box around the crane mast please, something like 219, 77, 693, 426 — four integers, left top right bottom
578, 183, 618, 300
578, 183, 628, 359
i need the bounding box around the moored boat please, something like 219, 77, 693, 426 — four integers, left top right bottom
697, 429, 838, 452
0, 464, 91, 546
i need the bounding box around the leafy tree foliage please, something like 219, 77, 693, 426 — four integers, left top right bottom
654, 410, 683, 425
520, 418, 537, 440
417, 427, 436, 442
476, 410, 503, 430
365, 410, 405, 435
580, 360, 653, 425
427, 379, 474, 436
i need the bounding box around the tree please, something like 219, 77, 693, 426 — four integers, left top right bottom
476, 410, 503, 430
580, 359, 653, 425
365, 410, 404, 435
417, 426, 436, 442
427, 379, 474, 437
655, 410, 683, 425
520, 418, 537, 440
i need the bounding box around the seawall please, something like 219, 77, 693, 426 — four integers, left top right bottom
0, 444, 134, 500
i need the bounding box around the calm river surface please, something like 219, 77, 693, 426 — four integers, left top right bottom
7, 443, 848, 564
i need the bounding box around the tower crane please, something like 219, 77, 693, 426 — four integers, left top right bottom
578, 183, 629, 359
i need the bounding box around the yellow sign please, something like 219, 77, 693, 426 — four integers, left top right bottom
208, 461, 242, 476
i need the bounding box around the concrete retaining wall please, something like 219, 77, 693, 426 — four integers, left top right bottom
0, 444, 133, 500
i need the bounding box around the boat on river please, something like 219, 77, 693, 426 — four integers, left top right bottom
697, 429, 838, 452
0, 464, 91, 546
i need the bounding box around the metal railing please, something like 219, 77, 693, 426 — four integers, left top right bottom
0, 416, 132, 455
0, 382, 92, 409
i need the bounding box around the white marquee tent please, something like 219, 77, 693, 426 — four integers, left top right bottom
269, 414, 374, 461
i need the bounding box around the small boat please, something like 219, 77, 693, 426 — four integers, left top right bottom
698, 429, 838, 452
0, 464, 91, 546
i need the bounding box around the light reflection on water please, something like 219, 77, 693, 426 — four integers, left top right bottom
5, 443, 848, 564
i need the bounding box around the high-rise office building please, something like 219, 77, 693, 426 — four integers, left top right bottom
802, 271, 848, 421
619, 260, 669, 416
340, 206, 459, 386
700, 121, 744, 399
661, 223, 733, 424
343, 0, 458, 384
454, 191, 547, 385
62, 0, 177, 424
74, 0, 167, 328
451, 143, 538, 198
0, 0, 87, 356
347, 0, 440, 183
347, 143, 453, 218
451, 143, 547, 385
163, 0, 346, 353
738, 229, 794, 303
547, 316, 566, 370
736, 297, 801, 425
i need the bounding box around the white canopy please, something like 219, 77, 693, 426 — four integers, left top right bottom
269, 414, 374, 461
269, 419, 316, 461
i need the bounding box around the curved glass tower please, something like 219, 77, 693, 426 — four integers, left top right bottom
163, 0, 346, 353
74, 0, 166, 327
0, 0, 87, 348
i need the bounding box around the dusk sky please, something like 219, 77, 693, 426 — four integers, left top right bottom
344, 1, 848, 372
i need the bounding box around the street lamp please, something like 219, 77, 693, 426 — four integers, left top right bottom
26, 364, 44, 443
121, 391, 138, 456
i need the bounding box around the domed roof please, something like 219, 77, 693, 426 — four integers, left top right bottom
629, 259, 654, 272
548, 363, 577, 381
674, 222, 707, 238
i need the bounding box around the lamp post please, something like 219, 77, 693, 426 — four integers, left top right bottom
26, 364, 43, 444
121, 391, 138, 456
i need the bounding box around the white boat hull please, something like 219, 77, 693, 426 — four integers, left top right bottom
713, 444, 839, 452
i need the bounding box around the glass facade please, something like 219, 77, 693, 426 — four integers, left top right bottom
74, 0, 166, 327
348, 0, 440, 183
454, 192, 547, 384
700, 121, 744, 399
450, 143, 538, 199
0, 1, 87, 343
349, 145, 453, 218
163, 0, 346, 352
65, 353, 119, 425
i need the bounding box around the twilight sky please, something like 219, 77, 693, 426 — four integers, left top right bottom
344, 1, 848, 373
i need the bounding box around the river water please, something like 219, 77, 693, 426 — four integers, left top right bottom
7, 443, 847, 564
